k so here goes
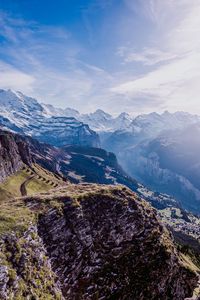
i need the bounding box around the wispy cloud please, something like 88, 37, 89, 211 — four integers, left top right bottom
117, 47, 179, 66
1, 1, 200, 115
112, 0, 200, 114
0, 11, 113, 111
0, 60, 35, 92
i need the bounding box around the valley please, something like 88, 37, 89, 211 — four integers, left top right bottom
0, 89, 200, 299
1, 0, 200, 298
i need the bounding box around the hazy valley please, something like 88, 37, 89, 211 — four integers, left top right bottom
0, 89, 200, 299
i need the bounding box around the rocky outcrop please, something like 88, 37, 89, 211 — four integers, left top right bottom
0, 183, 198, 299
21, 185, 198, 299
0, 130, 31, 182
0, 226, 63, 300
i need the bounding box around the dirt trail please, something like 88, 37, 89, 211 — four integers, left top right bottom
20, 176, 35, 196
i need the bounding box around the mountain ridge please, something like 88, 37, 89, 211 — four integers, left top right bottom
0, 126, 200, 299
1, 89, 200, 135
0, 89, 99, 148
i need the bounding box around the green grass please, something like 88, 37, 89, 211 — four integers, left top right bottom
0, 197, 35, 235
0, 164, 65, 202
0, 169, 29, 199
26, 176, 53, 195
0, 187, 12, 201
0, 164, 66, 236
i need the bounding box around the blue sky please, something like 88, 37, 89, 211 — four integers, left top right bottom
0, 0, 200, 114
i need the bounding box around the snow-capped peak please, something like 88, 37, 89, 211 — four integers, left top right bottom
0, 89, 43, 113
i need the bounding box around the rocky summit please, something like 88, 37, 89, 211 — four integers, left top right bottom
0, 184, 198, 299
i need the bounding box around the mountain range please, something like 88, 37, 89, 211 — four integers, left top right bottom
1, 89, 200, 215
0, 89, 99, 148
0, 127, 200, 299
0, 89, 200, 299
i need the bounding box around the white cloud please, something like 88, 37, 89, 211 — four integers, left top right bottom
112, 0, 200, 114
0, 61, 35, 93
117, 47, 178, 66
1, 2, 200, 115
0, 12, 111, 112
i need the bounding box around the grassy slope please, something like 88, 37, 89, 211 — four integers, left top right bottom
0, 164, 64, 201
0, 164, 66, 235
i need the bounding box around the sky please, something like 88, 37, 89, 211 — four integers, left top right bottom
0, 0, 200, 115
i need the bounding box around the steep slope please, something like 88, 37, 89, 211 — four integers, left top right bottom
0, 164, 65, 200
0, 128, 138, 190
0, 89, 99, 148
0, 130, 31, 182
0, 185, 198, 299
1, 128, 200, 248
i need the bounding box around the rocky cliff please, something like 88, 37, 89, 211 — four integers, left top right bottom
0, 184, 198, 299
0, 129, 139, 191
0, 130, 32, 182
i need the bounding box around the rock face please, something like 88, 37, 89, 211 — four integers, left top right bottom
0, 130, 31, 182
23, 185, 197, 300
29, 116, 100, 148
0, 226, 63, 300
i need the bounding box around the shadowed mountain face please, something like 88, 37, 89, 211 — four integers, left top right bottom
117, 124, 200, 214
0, 128, 138, 191
100, 113, 200, 214
0, 128, 180, 211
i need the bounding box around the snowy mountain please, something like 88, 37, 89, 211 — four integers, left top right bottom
43, 106, 133, 132
129, 111, 200, 137
42, 103, 80, 119
42, 102, 200, 136
102, 110, 200, 152
0, 89, 99, 147
80, 110, 133, 132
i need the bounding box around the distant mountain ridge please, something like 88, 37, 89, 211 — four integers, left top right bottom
42, 104, 133, 132
41, 100, 200, 134
1, 89, 199, 136
2, 89, 200, 213
0, 89, 99, 148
